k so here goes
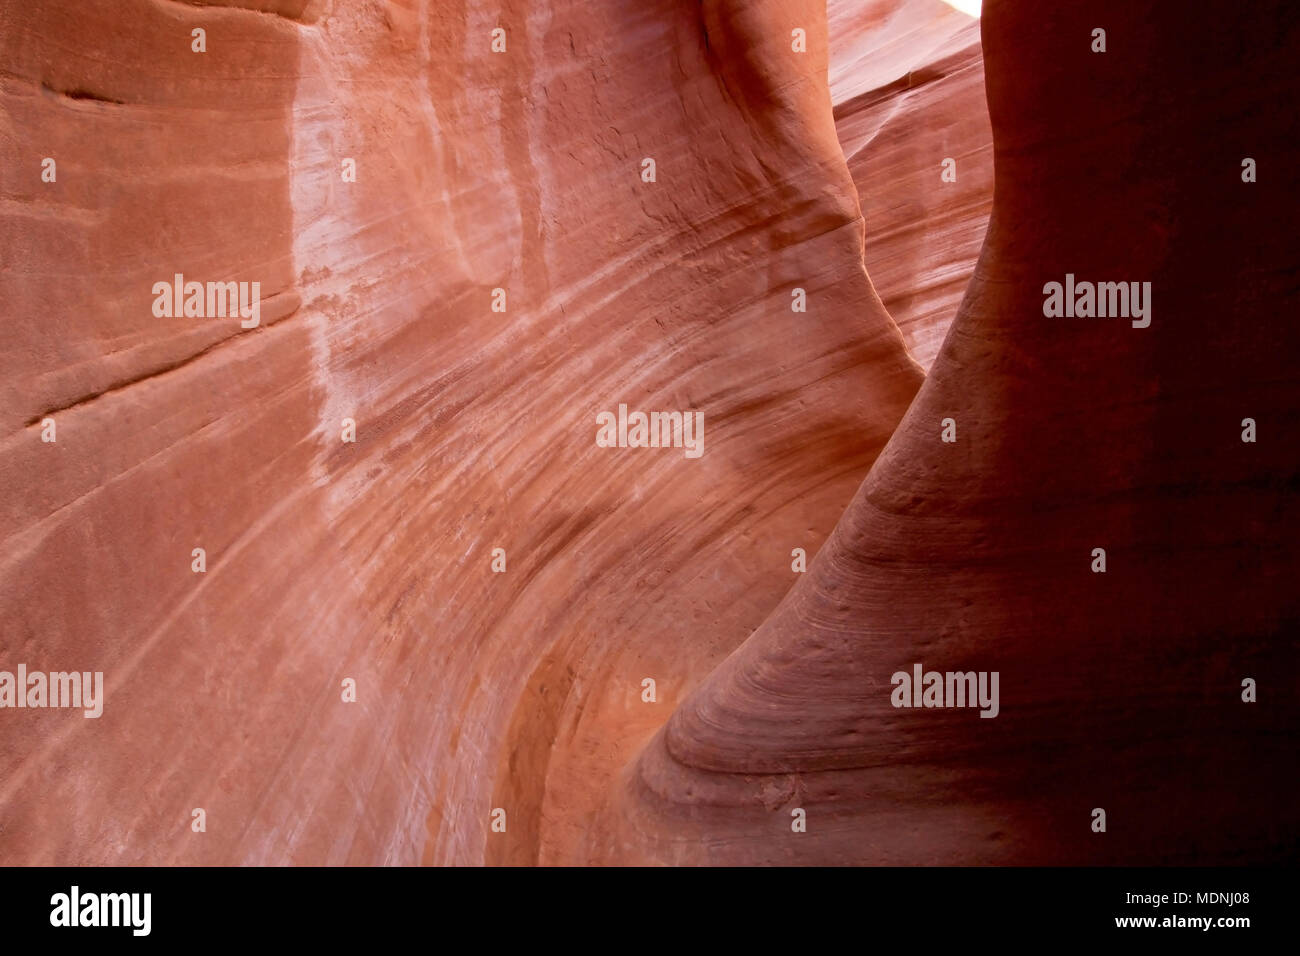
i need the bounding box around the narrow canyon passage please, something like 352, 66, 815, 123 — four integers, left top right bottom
0, 0, 1293, 868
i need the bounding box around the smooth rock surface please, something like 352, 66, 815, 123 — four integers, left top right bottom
0, 0, 918, 864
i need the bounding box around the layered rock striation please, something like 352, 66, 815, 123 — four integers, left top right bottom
0, 0, 917, 864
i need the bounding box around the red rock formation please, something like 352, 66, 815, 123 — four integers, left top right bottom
0, 0, 917, 864
2, 0, 1295, 869
608, 0, 1300, 864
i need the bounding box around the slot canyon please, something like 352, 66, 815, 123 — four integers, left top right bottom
0, 0, 1295, 867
